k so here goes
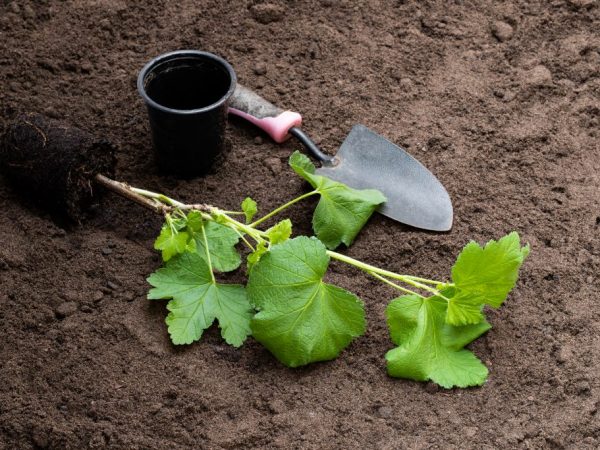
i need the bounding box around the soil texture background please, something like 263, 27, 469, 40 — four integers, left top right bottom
1, 0, 599, 448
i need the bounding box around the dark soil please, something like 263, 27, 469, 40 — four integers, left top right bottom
1, 1, 599, 449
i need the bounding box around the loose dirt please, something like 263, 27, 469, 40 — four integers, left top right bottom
1, 1, 599, 448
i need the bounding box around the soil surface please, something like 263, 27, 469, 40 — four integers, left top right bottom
1, 1, 599, 449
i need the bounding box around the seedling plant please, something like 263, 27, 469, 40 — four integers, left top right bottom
127, 152, 528, 389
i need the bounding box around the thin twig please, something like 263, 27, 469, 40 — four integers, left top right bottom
177, 203, 214, 212
94, 174, 173, 215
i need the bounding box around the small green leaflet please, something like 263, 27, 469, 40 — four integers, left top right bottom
153, 212, 241, 272
154, 225, 190, 261
265, 219, 292, 245
192, 221, 241, 272
147, 251, 253, 347
185, 210, 204, 231
385, 294, 491, 388
248, 236, 366, 367
289, 151, 386, 250
247, 219, 292, 272
247, 241, 267, 273
445, 232, 529, 325
241, 197, 258, 224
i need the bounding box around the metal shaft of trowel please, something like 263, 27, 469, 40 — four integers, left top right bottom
289, 127, 335, 165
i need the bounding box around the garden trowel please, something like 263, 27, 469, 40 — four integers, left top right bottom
229, 84, 453, 231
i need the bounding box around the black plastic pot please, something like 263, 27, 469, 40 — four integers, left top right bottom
137, 50, 237, 177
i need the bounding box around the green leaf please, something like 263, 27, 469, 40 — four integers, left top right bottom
185, 210, 204, 232
289, 150, 316, 174
248, 236, 366, 367
446, 232, 530, 325
241, 197, 258, 224
192, 221, 241, 272
154, 225, 190, 262
265, 219, 292, 245
289, 151, 386, 249
247, 241, 267, 273
444, 288, 486, 326
247, 218, 294, 277
147, 251, 253, 347
385, 294, 491, 388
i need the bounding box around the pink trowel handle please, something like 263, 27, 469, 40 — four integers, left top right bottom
228, 84, 302, 143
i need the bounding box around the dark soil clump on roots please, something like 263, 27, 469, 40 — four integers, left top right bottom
0, 114, 115, 220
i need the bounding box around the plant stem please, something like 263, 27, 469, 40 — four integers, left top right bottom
249, 190, 319, 227
368, 271, 423, 297
327, 250, 444, 297
218, 213, 269, 241
95, 173, 447, 298
200, 222, 216, 283
227, 224, 255, 252
130, 187, 186, 208
94, 174, 267, 245
166, 214, 177, 234
94, 174, 214, 219
94, 174, 171, 214
403, 275, 449, 286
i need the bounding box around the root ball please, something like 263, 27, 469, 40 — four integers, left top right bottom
0, 114, 116, 220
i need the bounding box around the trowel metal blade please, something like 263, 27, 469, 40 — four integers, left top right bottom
315, 124, 453, 231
